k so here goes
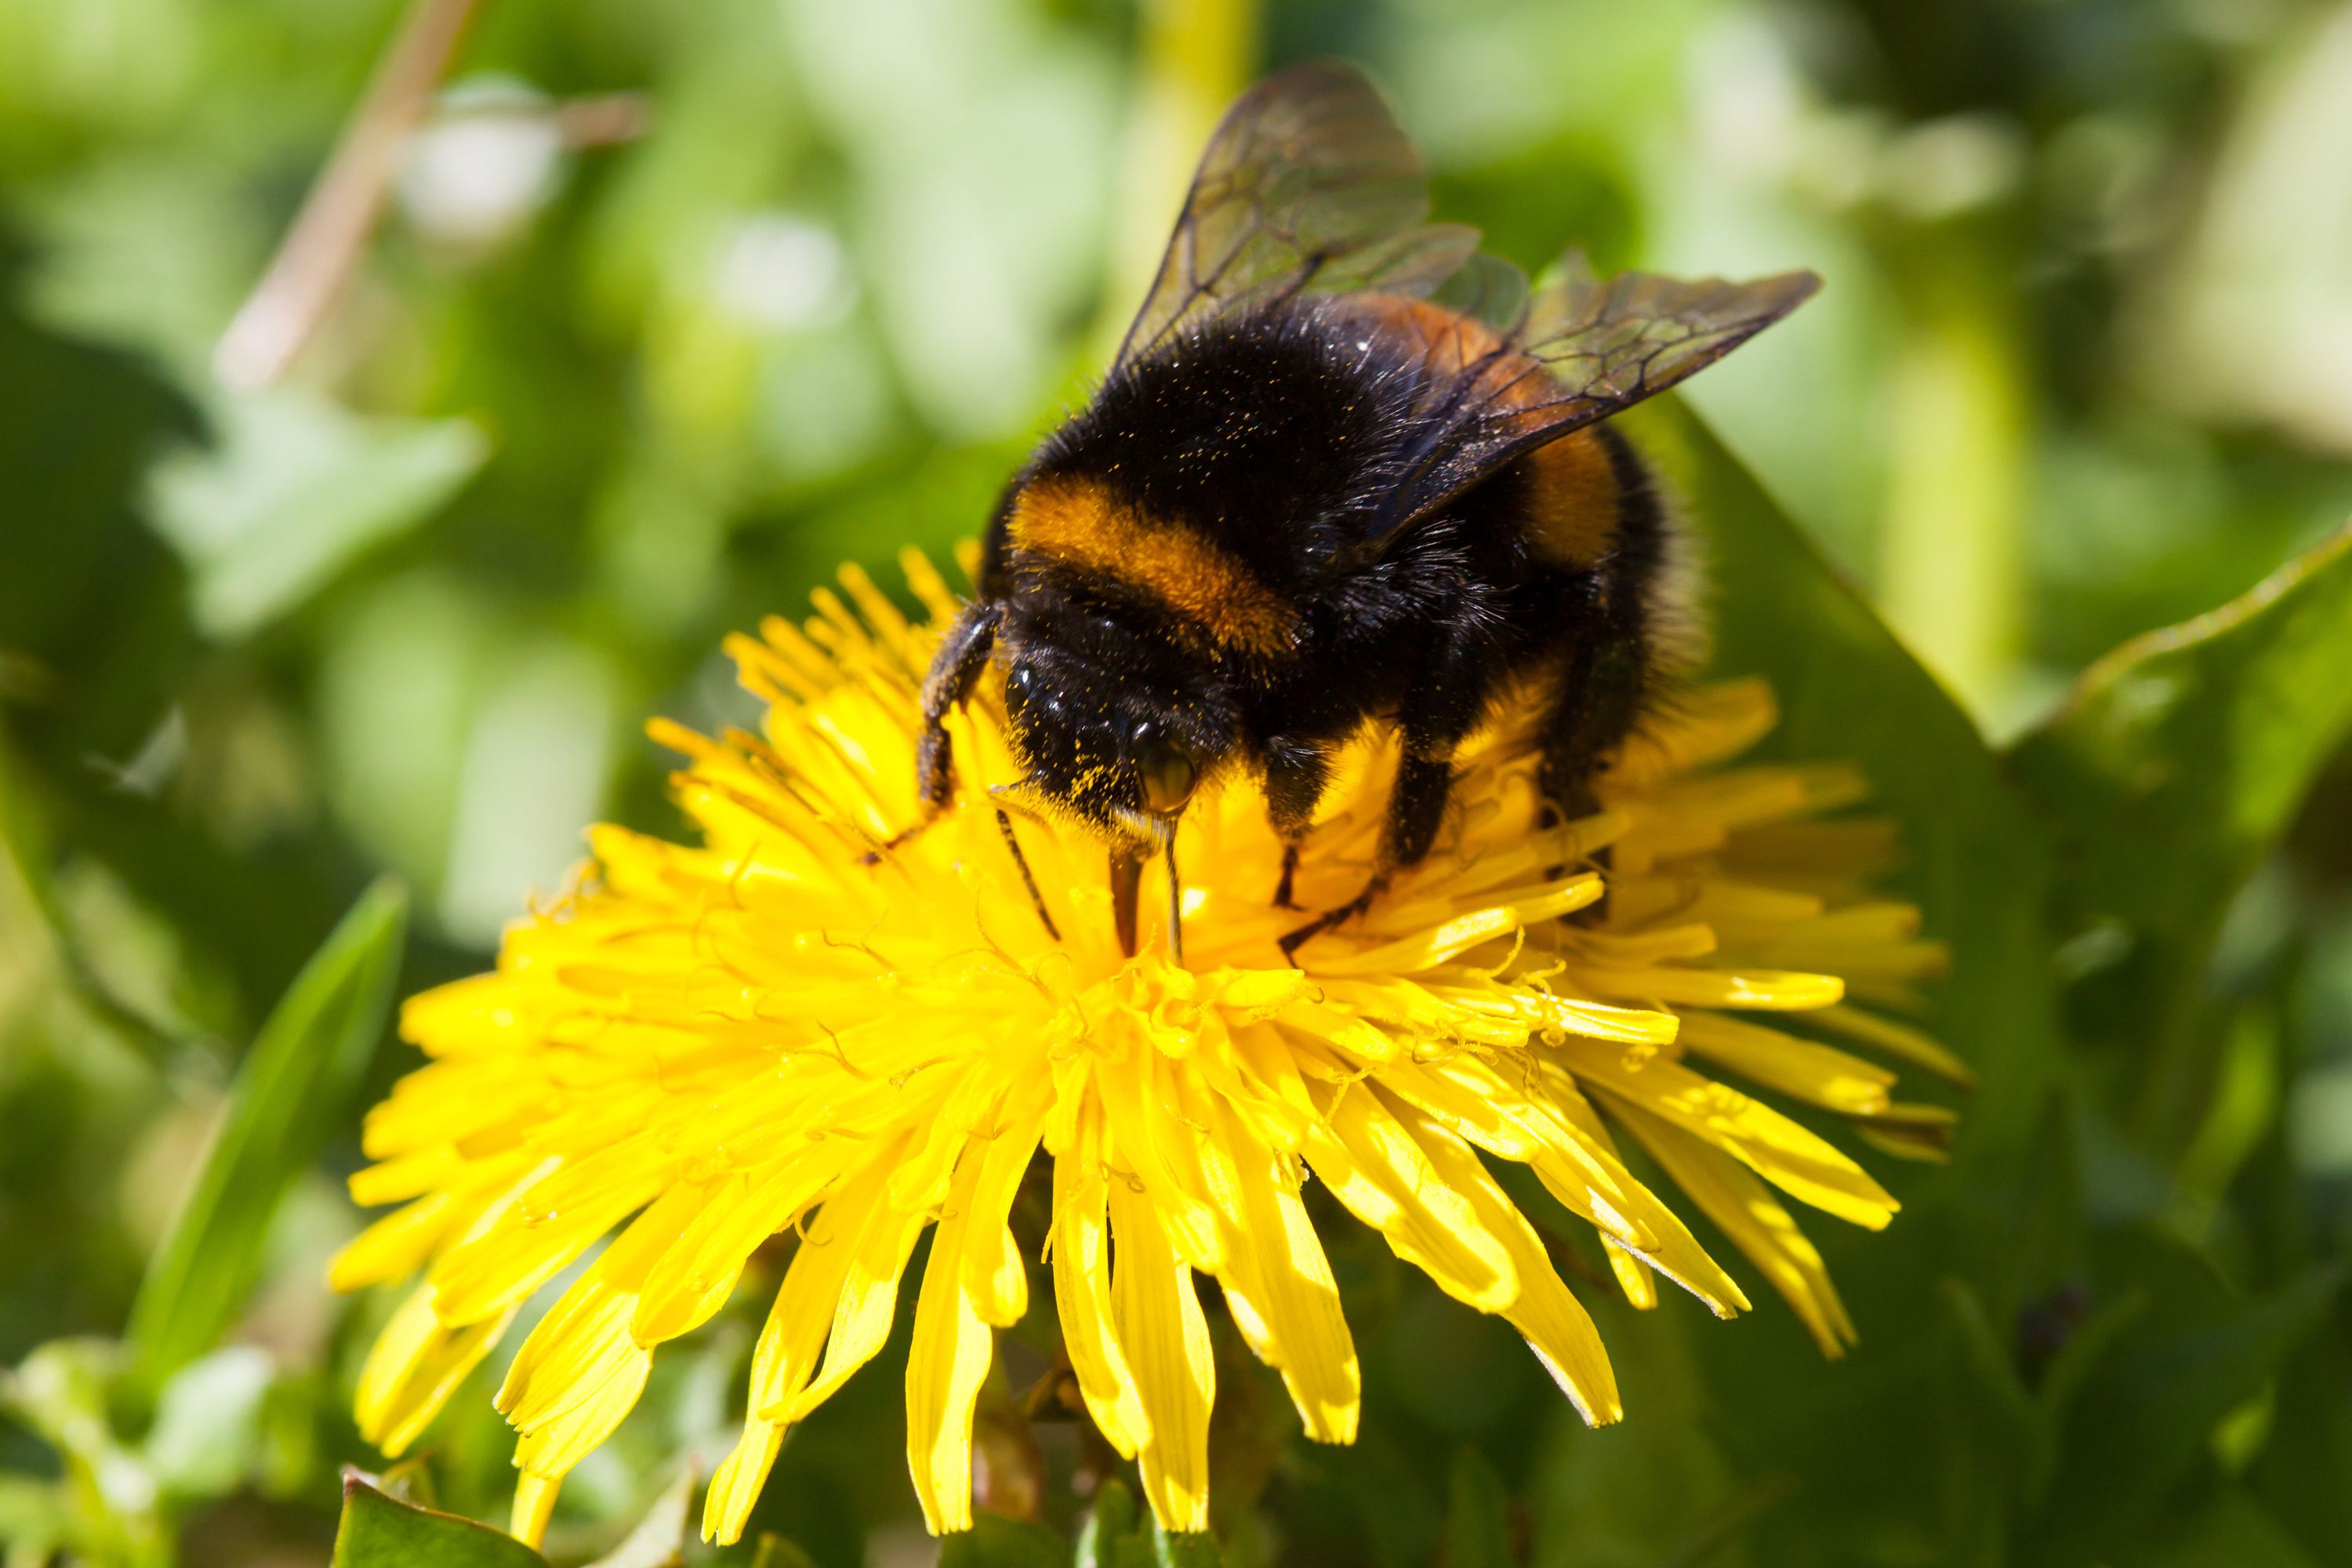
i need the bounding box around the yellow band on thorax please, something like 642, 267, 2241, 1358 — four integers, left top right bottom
1007, 474, 1300, 658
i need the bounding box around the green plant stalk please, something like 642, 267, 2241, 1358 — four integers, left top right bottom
1094, 0, 1258, 360
1876, 245, 2031, 726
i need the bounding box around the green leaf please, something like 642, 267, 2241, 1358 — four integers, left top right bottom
728, 1537, 823, 1568
587, 1466, 695, 1568
1624, 396, 2063, 1152
1941, 1279, 2042, 1491
2112, 1486, 2323, 1568
332, 1473, 550, 1568
2249, 1309, 2352, 1563
147, 389, 488, 639
2031, 1228, 2342, 1562
1307, 1426, 1443, 1568
1443, 1447, 1512, 1568
141, 1345, 273, 1497
1150, 1517, 1225, 1568
1611, 397, 2064, 1563
2009, 520, 2352, 1143
760, 1541, 824, 1568
125, 877, 408, 1381
0, 1473, 76, 1558
938, 1512, 1071, 1568
1528, 1321, 1770, 1568
0, 246, 198, 664
2086, 1269, 2338, 1492
1070, 1480, 1223, 1568
1076, 1479, 1144, 1568
3, 1340, 169, 1566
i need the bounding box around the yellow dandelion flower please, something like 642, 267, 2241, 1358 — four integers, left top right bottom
331, 548, 1959, 1548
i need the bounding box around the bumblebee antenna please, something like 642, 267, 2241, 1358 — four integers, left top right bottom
994, 808, 1061, 942
1163, 837, 1184, 965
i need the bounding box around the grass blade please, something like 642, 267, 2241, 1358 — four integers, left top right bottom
127, 877, 408, 1379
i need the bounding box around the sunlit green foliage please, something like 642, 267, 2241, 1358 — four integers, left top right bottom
4, 1, 2352, 1564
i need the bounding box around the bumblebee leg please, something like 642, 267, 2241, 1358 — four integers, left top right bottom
1277, 868, 1391, 960
1274, 844, 1301, 909
1263, 735, 1329, 908
1109, 844, 1145, 958
1282, 637, 1483, 955
916, 599, 1003, 811
1537, 630, 1642, 822
1384, 750, 1456, 868
868, 601, 1001, 866
1536, 620, 1645, 925
1376, 637, 1486, 877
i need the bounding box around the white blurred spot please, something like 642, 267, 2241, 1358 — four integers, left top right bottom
144, 1346, 274, 1496
1878, 115, 2027, 222
2148, 7, 2352, 452
87, 707, 187, 797
779, 0, 1117, 437
1686, 15, 2022, 221
869, 1523, 940, 1568
438, 642, 613, 946
320, 573, 483, 898
396, 76, 565, 248
2292, 1064, 2352, 1175
2178, 0, 2292, 45
756, 325, 893, 480
1690, 14, 1809, 186
710, 212, 855, 332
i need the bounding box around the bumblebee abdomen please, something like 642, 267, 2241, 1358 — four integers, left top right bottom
1515, 429, 1624, 568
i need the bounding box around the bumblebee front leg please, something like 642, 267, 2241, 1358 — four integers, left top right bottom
914, 600, 1001, 813
871, 600, 1000, 862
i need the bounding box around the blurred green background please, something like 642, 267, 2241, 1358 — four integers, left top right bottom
7, 0, 2352, 1563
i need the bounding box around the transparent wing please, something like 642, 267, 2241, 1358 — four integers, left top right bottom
1428, 251, 1531, 332
1113, 60, 1479, 370
1359, 257, 1821, 549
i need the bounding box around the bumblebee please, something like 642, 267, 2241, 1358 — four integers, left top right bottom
913, 61, 1817, 959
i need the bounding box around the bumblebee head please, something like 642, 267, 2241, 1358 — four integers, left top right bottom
997, 633, 1230, 848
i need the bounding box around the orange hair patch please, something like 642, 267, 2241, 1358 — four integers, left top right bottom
1338, 296, 1619, 564
1008, 474, 1301, 659
1519, 427, 1621, 567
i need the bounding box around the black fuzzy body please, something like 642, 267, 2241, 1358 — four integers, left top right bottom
920, 294, 1675, 903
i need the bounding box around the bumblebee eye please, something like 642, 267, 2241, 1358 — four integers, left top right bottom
1004, 663, 1035, 714
1134, 730, 1198, 815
